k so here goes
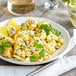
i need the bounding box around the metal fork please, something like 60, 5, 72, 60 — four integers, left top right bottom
26, 59, 58, 76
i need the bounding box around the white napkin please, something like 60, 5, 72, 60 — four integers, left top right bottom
35, 55, 76, 76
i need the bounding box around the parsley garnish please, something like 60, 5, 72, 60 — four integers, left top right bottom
54, 30, 61, 36
34, 42, 42, 49
30, 55, 38, 62
0, 37, 5, 40
40, 24, 61, 36
0, 46, 4, 53
52, 29, 61, 36
2, 42, 12, 48
39, 49, 45, 57
40, 24, 52, 36
0, 42, 12, 53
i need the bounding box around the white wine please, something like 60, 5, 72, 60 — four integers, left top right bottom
7, 0, 36, 15
68, 2, 76, 27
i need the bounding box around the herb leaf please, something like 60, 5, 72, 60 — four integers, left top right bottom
40, 24, 49, 29
40, 24, 61, 36
38, 44, 42, 49
45, 29, 50, 36
52, 29, 61, 36
2, 42, 12, 48
1, 47, 5, 53
0, 42, 12, 53
54, 30, 61, 36
40, 24, 52, 36
34, 42, 42, 49
34, 42, 38, 48
0, 37, 5, 40
0, 46, 5, 53
39, 49, 45, 57
30, 55, 38, 62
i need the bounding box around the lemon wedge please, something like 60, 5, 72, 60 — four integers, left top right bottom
0, 26, 8, 36
7, 18, 20, 31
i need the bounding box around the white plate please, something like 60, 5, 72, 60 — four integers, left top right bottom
0, 17, 71, 65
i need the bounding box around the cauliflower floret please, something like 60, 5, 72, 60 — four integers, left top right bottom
55, 43, 62, 49
46, 46, 56, 55
2, 47, 13, 59
58, 38, 64, 45
29, 31, 34, 36
13, 55, 25, 61
40, 33, 46, 40
15, 49, 26, 58
47, 35, 51, 41
25, 58, 30, 62
43, 53, 50, 60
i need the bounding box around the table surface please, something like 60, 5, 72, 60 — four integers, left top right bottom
0, 0, 76, 76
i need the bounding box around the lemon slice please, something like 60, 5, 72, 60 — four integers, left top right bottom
69, 0, 76, 8
70, 0, 76, 7
7, 18, 20, 31
0, 26, 8, 36
70, 0, 76, 5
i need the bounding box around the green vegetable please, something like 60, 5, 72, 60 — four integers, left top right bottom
34, 42, 42, 49
0, 37, 5, 40
54, 29, 61, 36
40, 24, 61, 36
1, 47, 4, 53
0, 46, 5, 53
45, 29, 50, 36
40, 24, 52, 30
0, 42, 12, 53
52, 29, 61, 36
40, 24, 52, 36
2, 42, 12, 48
39, 49, 45, 57
30, 55, 38, 62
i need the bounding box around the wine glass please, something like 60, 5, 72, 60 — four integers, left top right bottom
7, 0, 36, 15
0, 1, 5, 16
68, 1, 76, 28
44, 0, 59, 9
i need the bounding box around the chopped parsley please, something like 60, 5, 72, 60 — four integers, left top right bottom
40, 24, 52, 36
39, 49, 45, 57
34, 42, 42, 49
54, 30, 61, 36
2, 42, 12, 48
0, 46, 4, 53
0, 42, 12, 53
52, 29, 61, 36
40, 24, 61, 36
30, 55, 38, 62
0, 37, 5, 40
